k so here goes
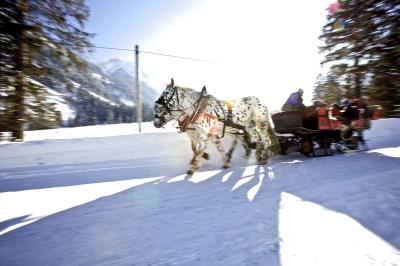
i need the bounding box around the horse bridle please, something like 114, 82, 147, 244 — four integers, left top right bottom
154, 85, 181, 123
156, 85, 179, 110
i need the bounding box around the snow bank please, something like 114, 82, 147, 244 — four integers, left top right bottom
18, 121, 176, 142
2, 118, 398, 143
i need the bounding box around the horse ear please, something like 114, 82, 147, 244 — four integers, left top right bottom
201, 86, 207, 94
171, 78, 174, 86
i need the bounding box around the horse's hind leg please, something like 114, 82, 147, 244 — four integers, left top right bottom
254, 122, 270, 165
239, 133, 252, 158
226, 137, 237, 163
256, 143, 268, 165
212, 136, 230, 169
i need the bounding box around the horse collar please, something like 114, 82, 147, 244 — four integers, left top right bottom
178, 90, 210, 132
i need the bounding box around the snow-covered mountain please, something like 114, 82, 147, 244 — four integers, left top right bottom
98, 58, 164, 103
98, 58, 135, 75
37, 58, 160, 127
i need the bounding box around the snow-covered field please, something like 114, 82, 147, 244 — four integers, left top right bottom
0, 119, 399, 265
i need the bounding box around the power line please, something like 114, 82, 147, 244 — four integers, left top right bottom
56, 42, 221, 64
89, 45, 136, 52
140, 50, 219, 64
85, 44, 219, 64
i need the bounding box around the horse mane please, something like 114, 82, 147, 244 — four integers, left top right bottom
175, 85, 200, 96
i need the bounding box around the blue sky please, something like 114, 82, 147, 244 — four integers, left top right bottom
85, 0, 334, 110
86, 0, 202, 61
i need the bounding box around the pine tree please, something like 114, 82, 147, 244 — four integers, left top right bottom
317, 0, 400, 116
313, 73, 343, 105
367, 1, 400, 116
0, 0, 92, 140
320, 1, 375, 98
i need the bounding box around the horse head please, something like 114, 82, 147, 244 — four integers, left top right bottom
153, 78, 180, 128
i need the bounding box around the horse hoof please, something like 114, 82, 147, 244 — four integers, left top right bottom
222, 163, 230, 169
202, 152, 210, 160
187, 169, 194, 175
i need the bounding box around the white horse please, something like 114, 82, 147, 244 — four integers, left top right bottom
153, 79, 275, 175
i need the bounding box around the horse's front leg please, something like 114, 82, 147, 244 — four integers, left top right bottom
212, 136, 230, 169
190, 137, 209, 164
187, 136, 208, 175
188, 134, 210, 164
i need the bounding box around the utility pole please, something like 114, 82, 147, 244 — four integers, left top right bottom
135, 44, 142, 132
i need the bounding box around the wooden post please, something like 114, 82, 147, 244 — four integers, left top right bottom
135, 44, 142, 132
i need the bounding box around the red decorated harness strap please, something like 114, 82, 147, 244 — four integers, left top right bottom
199, 112, 218, 120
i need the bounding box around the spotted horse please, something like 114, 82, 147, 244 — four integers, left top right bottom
153, 79, 276, 175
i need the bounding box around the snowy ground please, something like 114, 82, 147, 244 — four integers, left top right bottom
0, 120, 399, 265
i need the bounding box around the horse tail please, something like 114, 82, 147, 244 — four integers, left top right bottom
265, 105, 275, 131
264, 105, 281, 154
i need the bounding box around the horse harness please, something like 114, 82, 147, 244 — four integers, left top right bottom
177, 87, 210, 132
177, 87, 247, 137
220, 100, 246, 137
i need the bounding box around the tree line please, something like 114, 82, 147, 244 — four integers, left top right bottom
69, 93, 154, 128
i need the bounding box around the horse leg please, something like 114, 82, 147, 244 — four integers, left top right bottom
254, 122, 270, 165
190, 137, 209, 164
187, 137, 208, 175
226, 136, 238, 164
256, 143, 268, 165
212, 136, 230, 169
241, 133, 253, 158
232, 134, 251, 158
189, 139, 197, 164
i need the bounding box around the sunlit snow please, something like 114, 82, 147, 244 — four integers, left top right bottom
0, 119, 399, 265
0, 177, 162, 235
279, 192, 400, 266
367, 146, 400, 158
